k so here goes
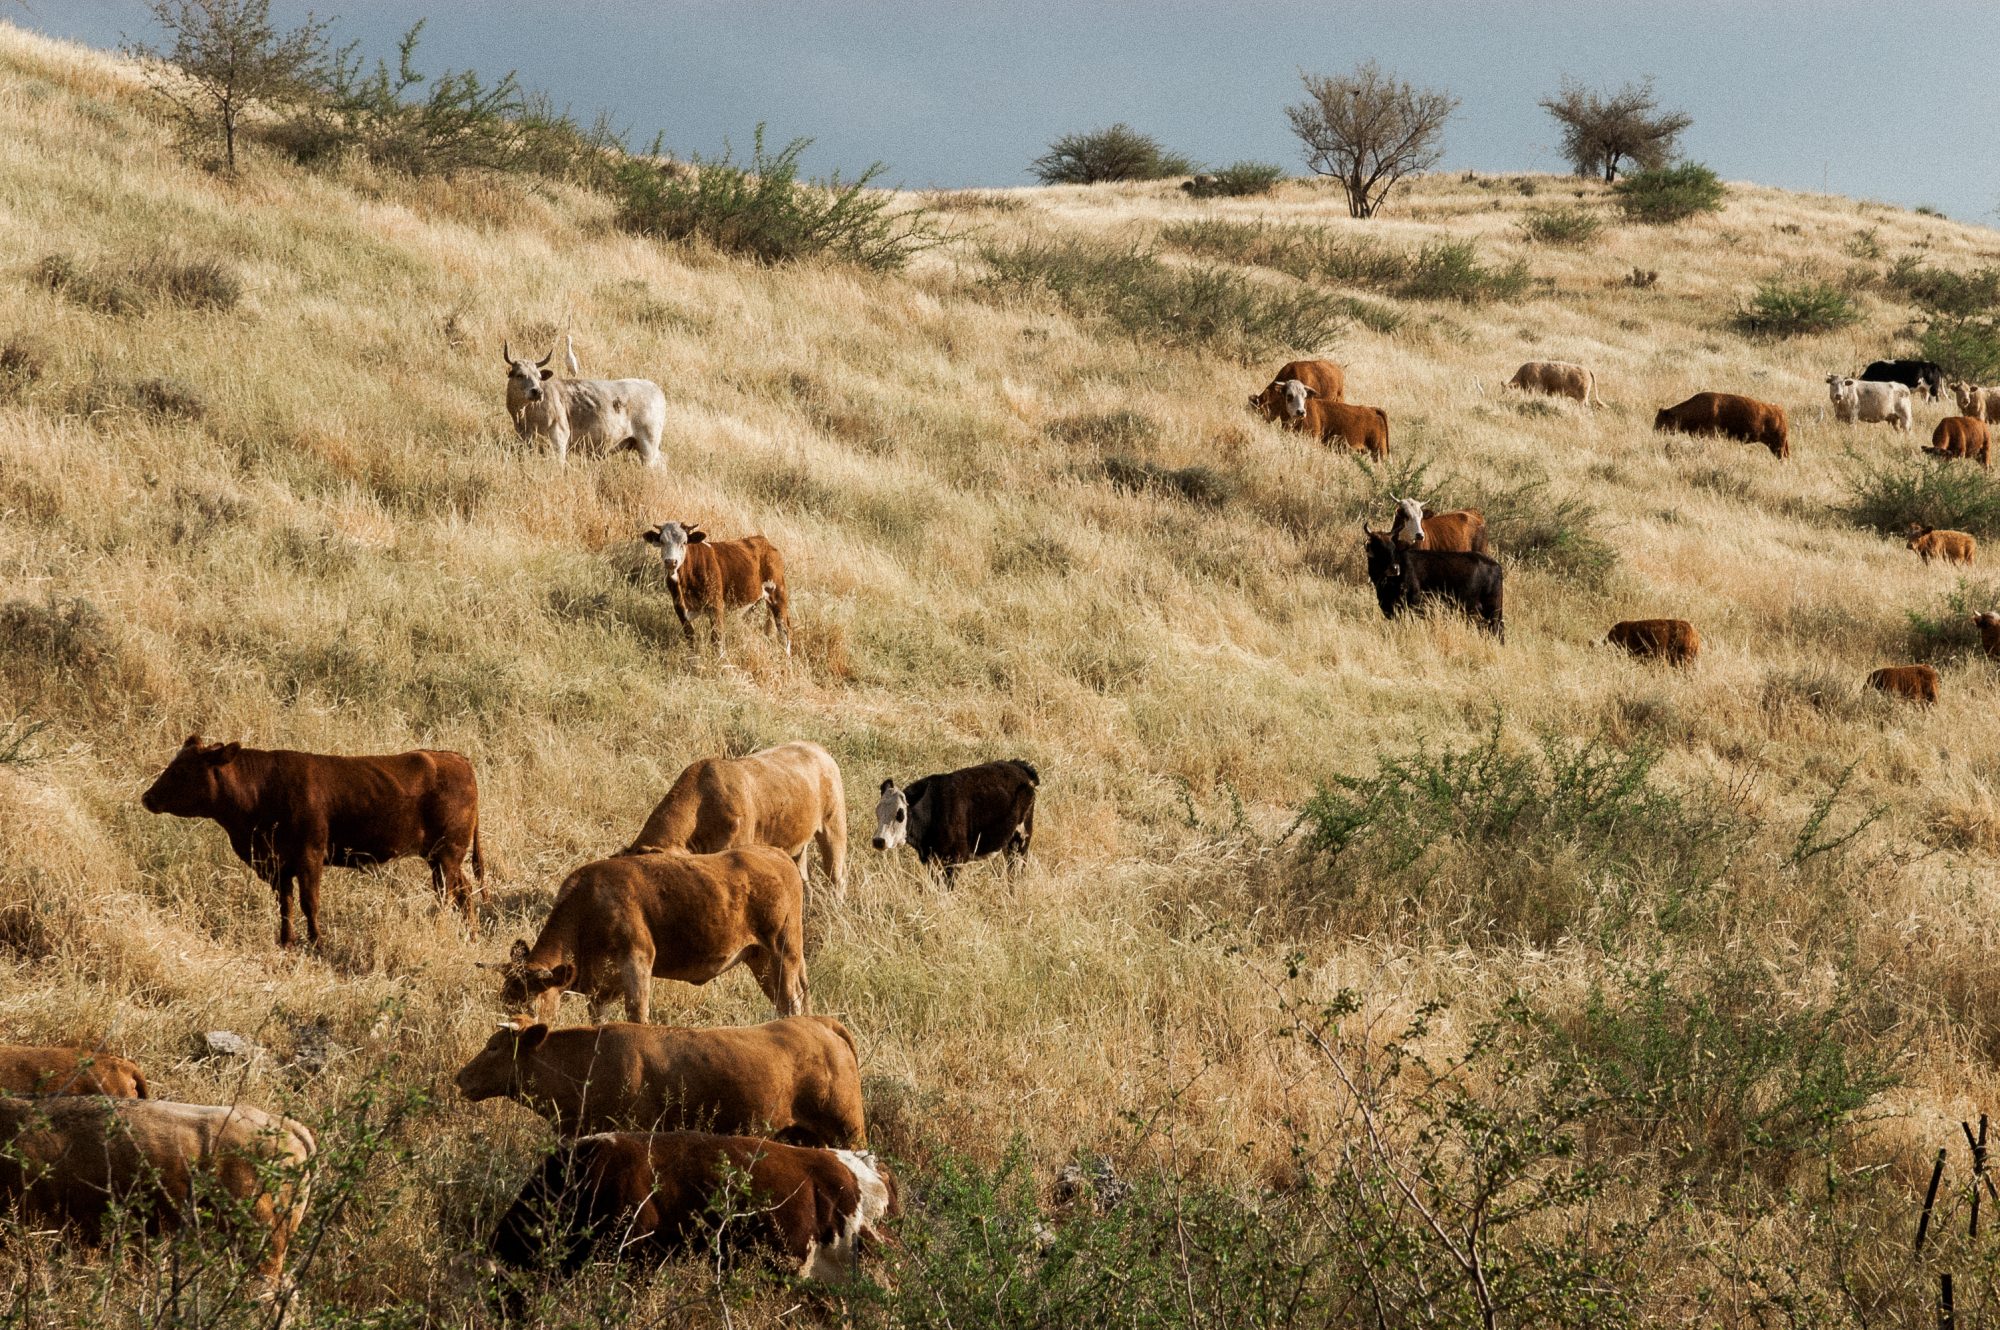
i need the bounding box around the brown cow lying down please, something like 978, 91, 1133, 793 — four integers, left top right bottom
1300, 398, 1389, 459
1928, 416, 1991, 467
0, 1044, 148, 1098
1975, 611, 2000, 660
456, 1015, 866, 1145
1906, 525, 1977, 565
641, 521, 793, 656
493, 1131, 898, 1282
140, 737, 483, 947
1606, 619, 1701, 665
1249, 357, 1344, 418
873, 760, 1039, 879
1507, 360, 1598, 405
626, 742, 847, 899
1653, 392, 1789, 459
1389, 497, 1488, 554
493, 846, 807, 1024
1869, 665, 1939, 705
0, 1097, 314, 1287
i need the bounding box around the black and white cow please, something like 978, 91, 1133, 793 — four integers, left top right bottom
871, 761, 1039, 878
1860, 359, 1947, 403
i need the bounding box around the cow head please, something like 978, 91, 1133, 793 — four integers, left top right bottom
1390, 496, 1426, 545
641, 521, 707, 578
1361, 526, 1410, 615
1825, 374, 1857, 404
1975, 611, 2000, 642
501, 341, 555, 404
453, 1019, 550, 1102
872, 779, 908, 851
1905, 523, 1935, 549
1954, 381, 1980, 414
1275, 378, 1317, 421
803, 1150, 904, 1282
493, 938, 576, 1017
140, 735, 242, 817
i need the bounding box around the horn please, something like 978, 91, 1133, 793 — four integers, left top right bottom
537, 345, 555, 368
502, 340, 514, 365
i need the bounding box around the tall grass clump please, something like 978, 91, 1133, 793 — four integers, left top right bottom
1400, 239, 1530, 303
1842, 452, 2000, 539
1183, 161, 1285, 198
1732, 276, 1861, 337
1903, 577, 2000, 662
1612, 161, 1726, 224
1518, 204, 1605, 247
34, 252, 241, 316
1155, 223, 1524, 303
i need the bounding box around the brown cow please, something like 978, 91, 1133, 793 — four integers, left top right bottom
0, 1045, 148, 1098
1975, 611, 2000, 660
1606, 619, 1702, 665
626, 742, 846, 899
1906, 525, 1977, 565
1868, 665, 1940, 705
1389, 498, 1488, 555
140, 737, 483, 947
640, 522, 792, 656
1653, 392, 1790, 460
493, 1131, 898, 1282
1299, 398, 1389, 459
455, 1015, 866, 1145
1249, 358, 1345, 419
0, 1097, 314, 1287
1928, 416, 1991, 467
492, 846, 807, 1025
1507, 360, 1598, 406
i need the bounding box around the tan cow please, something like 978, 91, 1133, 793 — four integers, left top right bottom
1928, 416, 1991, 467
1389, 497, 1488, 554
1868, 665, 1939, 705
0, 1045, 148, 1098
1906, 524, 1977, 565
626, 742, 846, 900
492, 846, 807, 1024
1249, 358, 1344, 419
0, 1097, 314, 1287
1507, 360, 1598, 405
1951, 381, 2000, 424
455, 1015, 867, 1145
1606, 619, 1701, 665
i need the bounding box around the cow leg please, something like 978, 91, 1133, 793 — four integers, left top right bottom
273, 866, 297, 948
765, 581, 793, 656
621, 955, 651, 1024
816, 823, 847, 901
296, 850, 325, 945
436, 850, 478, 932
668, 583, 699, 649
711, 600, 728, 657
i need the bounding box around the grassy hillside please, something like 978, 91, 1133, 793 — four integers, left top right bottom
6, 19, 2000, 1325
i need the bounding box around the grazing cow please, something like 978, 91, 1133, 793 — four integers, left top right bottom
640, 522, 793, 657
455, 1015, 866, 1146
1506, 360, 1598, 406
0, 1045, 148, 1099
1906, 524, 1977, 565
1826, 375, 1914, 432
0, 1097, 314, 1287
1951, 381, 2000, 424
1388, 497, 1488, 555
1295, 397, 1389, 459
502, 340, 665, 466
1606, 619, 1701, 665
1928, 416, 1991, 467
140, 737, 483, 948
625, 743, 845, 899
1974, 611, 2000, 660
1868, 665, 1940, 705
1653, 392, 1790, 459
491, 846, 806, 1024
872, 760, 1038, 879
1362, 527, 1505, 640
1249, 358, 1344, 419
492, 1132, 898, 1283
1861, 358, 1947, 402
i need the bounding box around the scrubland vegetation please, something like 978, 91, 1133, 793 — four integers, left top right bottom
8, 19, 2000, 1327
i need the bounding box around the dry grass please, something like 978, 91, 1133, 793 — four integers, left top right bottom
3, 19, 2000, 1325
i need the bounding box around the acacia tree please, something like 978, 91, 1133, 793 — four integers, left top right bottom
1540, 77, 1691, 184
125, 0, 330, 172
1285, 62, 1457, 219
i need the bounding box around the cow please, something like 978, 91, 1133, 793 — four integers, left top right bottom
1362, 527, 1504, 640
1506, 360, 1598, 406
1861, 359, 1947, 402
0, 1045, 148, 1099
0, 1096, 314, 1288
1653, 392, 1790, 459
872, 760, 1038, 880
140, 737, 483, 948
455, 1015, 866, 1146
640, 522, 793, 657
1826, 375, 1914, 432
1906, 524, 1977, 565
1868, 665, 1940, 705
1293, 396, 1389, 459
1606, 619, 1701, 666
490, 846, 806, 1025
492, 1132, 898, 1283
1248, 358, 1344, 419
1951, 381, 2000, 424
625, 743, 845, 900
1388, 497, 1489, 555
1928, 416, 1992, 467
1975, 611, 2000, 660
502, 340, 665, 466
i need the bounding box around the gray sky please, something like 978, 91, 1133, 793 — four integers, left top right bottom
20, 0, 2000, 225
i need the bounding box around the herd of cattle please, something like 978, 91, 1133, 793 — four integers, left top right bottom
4, 336, 1995, 1295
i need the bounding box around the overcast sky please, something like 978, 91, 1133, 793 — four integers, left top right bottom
20, 0, 2000, 225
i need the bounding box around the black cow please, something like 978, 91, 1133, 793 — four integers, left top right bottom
871, 760, 1038, 878
1860, 359, 1946, 402
1363, 527, 1505, 641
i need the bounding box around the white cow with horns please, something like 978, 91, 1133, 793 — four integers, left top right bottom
502, 340, 666, 466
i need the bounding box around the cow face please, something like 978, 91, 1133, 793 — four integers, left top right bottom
872, 779, 908, 851
1277, 378, 1317, 421
803, 1150, 903, 1282
140, 735, 242, 816
453, 1020, 549, 1101
641, 522, 708, 578
1825, 374, 1856, 405
1391, 496, 1426, 545
495, 939, 576, 1015
501, 341, 555, 403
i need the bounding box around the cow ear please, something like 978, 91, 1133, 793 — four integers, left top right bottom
182, 734, 203, 749
538, 369, 554, 382
547, 962, 576, 989
686, 528, 707, 544
516, 1023, 550, 1051
641, 528, 662, 544
880, 778, 895, 793
1304, 385, 1319, 398
509, 938, 530, 964
1246, 394, 1258, 408
213, 742, 241, 765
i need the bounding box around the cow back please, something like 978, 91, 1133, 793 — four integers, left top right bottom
0, 1045, 147, 1099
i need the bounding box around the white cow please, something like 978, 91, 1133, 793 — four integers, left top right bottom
502, 341, 665, 466
1826, 374, 1913, 432
1953, 380, 2000, 425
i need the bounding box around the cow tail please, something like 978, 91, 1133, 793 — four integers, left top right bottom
823, 1016, 860, 1063
471, 817, 486, 883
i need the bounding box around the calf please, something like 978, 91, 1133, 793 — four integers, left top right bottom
1906, 524, 1977, 565
1298, 396, 1389, 459
1606, 619, 1701, 665
1506, 360, 1598, 406
873, 760, 1038, 880
626, 742, 846, 899
0, 1045, 148, 1099
1827, 375, 1914, 432
641, 522, 792, 657
1249, 358, 1344, 418
140, 737, 483, 947
1928, 415, 1991, 467
1363, 527, 1504, 640
491, 846, 806, 1024
1861, 358, 1946, 402
1974, 611, 2000, 660
1653, 392, 1789, 459
1389, 497, 1488, 555
493, 1131, 898, 1283
455, 1015, 866, 1145
1868, 665, 1940, 705
502, 340, 666, 465
1951, 381, 2000, 424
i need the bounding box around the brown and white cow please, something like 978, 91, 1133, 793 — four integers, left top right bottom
1654, 392, 1790, 459
873, 760, 1039, 880
1928, 416, 1991, 467
492, 1131, 897, 1282
491, 846, 807, 1024
1507, 360, 1598, 406
455, 1015, 866, 1145
625, 742, 846, 900
0, 1045, 148, 1099
1248, 358, 1344, 419
140, 738, 483, 947
641, 522, 793, 657
1389, 497, 1488, 554
1951, 381, 2000, 425
1606, 619, 1701, 665
1906, 525, 1977, 565
1868, 665, 1940, 705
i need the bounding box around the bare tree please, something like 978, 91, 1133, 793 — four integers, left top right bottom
124, 0, 330, 173
1539, 77, 1691, 184
1285, 62, 1457, 219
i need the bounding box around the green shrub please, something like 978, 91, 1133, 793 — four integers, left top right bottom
1029, 123, 1193, 184
1400, 239, 1530, 302
1157, 220, 1409, 288
1183, 161, 1285, 198
1841, 451, 2000, 539
1473, 474, 1618, 585
1904, 576, 2000, 662
1100, 456, 1234, 506
1732, 277, 1861, 337
1611, 161, 1726, 224
1518, 204, 1605, 247
1885, 257, 2000, 315
1918, 315, 2000, 382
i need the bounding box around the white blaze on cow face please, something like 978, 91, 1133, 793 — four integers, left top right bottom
1392, 496, 1426, 545
640, 521, 706, 580
1278, 377, 1317, 421
872, 780, 908, 851
801, 1150, 896, 1283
